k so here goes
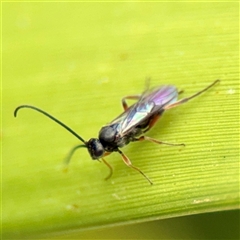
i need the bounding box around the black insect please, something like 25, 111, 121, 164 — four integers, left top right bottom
14, 80, 219, 184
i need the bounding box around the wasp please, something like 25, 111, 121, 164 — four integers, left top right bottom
14, 80, 219, 184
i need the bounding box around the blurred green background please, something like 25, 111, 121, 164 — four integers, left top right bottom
2, 2, 239, 239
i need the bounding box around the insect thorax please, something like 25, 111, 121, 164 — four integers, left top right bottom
98, 123, 145, 151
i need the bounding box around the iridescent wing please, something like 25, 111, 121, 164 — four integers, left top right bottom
111, 85, 178, 136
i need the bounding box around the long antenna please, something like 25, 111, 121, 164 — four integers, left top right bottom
14, 105, 86, 144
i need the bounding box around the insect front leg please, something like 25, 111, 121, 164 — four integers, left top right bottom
134, 136, 185, 147
101, 158, 113, 180
117, 149, 153, 185
122, 95, 141, 111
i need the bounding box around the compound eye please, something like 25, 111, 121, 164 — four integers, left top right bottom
87, 138, 105, 159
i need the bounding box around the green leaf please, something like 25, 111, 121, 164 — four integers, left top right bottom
2, 2, 239, 239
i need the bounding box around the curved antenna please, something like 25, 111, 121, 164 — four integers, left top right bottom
14, 105, 86, 144
64, 144, 87, 166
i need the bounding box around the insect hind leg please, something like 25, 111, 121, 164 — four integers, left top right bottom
143, 114, 161, 133
164, 80, 220, 110
134, 136, 185, 147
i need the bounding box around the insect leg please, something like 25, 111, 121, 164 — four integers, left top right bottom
122, 95, 141, 111
143, 114, 161, 133
134, 136, 185, 146
117, 149, 153, 185
101, 158, 113, 180
164, 80, 220, 110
